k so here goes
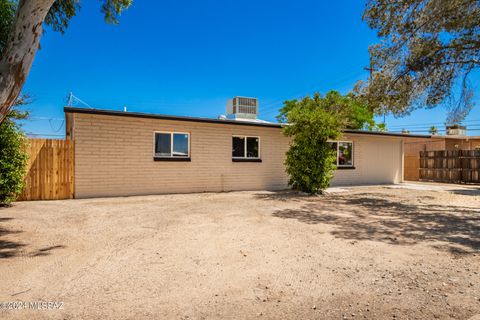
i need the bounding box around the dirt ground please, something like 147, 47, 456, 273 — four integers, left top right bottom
0, 184, 479, 319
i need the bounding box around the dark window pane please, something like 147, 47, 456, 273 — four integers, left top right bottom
155, 133, 171, 156
173, 133, 189, 157
232, 137, 245, 157
246, 137, 259, 158
338, 142, 353, 166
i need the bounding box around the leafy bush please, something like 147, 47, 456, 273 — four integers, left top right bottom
279, 91, 387, 194
281, 93, 342, 194
0, 107, 28, 205
278, 90, 379, 130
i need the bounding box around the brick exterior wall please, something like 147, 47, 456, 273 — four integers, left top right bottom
332, 134, 403, 186
70, 112, 403, 198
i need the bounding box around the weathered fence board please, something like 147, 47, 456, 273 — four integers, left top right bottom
18, 139, 74, 201
404, 155, 420, 181
419, 150, 480, 184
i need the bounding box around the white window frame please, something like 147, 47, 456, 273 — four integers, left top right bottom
153, 131, 191, 158
232, 135, 261, 159
329, 140, 354, 167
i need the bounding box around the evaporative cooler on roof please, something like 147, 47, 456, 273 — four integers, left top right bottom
226, 97, 259, 120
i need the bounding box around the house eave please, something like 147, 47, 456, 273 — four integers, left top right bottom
64, 107, 432, 138
64, 107, 284, 129
343, 129, 431, 139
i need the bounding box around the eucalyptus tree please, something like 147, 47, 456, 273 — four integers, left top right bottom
0, 0, 131, 122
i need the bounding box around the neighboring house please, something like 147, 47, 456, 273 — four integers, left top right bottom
404, 135, 480, 181
64, 97, 428, 198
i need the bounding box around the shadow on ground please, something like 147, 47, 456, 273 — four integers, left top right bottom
255, 190, 308, 202
0, 217, 25, 259
449, 188, 480, 196
264, 192, 480, 254
29, 245, 65, 257
0, 217, 65, 259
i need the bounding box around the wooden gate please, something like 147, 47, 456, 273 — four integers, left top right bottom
18, 139, 74, 201
404, 155, 420, 181
419, 150, 480, 184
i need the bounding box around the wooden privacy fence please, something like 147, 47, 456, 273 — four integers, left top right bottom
18, 139, 74, 201
419, 150, 480, 184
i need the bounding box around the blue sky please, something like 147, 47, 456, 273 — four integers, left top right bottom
20, 0, 480, 137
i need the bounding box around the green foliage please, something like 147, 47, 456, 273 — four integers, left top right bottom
0, 0, 15, 55
45, 0, 81, 33
101, 0, 132, 24
277, 90, 384, 131
369, 121, 387, 132
357, 0, 480, 119
282, 93, 343, 194
0, 0, 132, 37
0, 105, 28, 205
429, 126, 439, 135
45, 0, 132, 33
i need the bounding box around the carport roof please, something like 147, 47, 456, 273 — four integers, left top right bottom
64, 106, 431, 139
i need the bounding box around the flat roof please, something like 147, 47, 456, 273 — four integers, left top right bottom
434, 135, 480, 139
64, 107, 431, 138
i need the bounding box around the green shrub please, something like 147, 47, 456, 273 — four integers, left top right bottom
0, 108, 28, 205
278, 90, 376, 130
282, 93, 342, 194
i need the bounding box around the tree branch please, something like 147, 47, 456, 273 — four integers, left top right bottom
0, 0, 56, 123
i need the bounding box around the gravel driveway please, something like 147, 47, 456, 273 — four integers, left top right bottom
0, 185, 479, 319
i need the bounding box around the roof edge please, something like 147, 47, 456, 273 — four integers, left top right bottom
429, 135, 480, 139
64, 106, 283, 128
64, 107, 431, 138
343, 129, 431, 139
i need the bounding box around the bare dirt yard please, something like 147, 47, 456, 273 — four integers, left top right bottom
0, 184, 479, 319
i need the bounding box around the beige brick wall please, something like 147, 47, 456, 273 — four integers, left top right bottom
72, 113, 290, 198
332, 134, 403, 186
71, 113, 403, 198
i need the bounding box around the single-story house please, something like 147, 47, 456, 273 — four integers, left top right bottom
64, 98, 429, 198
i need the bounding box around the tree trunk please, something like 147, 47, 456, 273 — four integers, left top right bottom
0, 0, 55, 123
